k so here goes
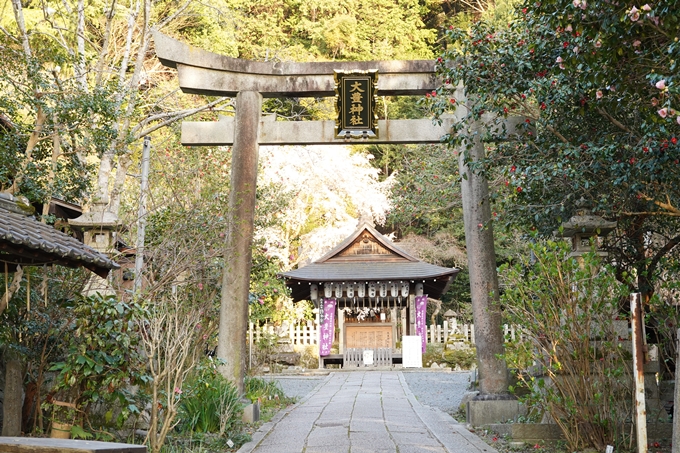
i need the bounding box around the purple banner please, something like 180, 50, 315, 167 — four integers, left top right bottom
415, 295, 428, 353
319, 298, 336, 357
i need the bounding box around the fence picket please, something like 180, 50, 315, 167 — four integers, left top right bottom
246, 318, 517, 348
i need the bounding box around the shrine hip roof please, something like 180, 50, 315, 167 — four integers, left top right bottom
280, 223, 459, 301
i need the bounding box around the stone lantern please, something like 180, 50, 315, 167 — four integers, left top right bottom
68, 201, 122, 255
68, 201, 122, 296
558, 207, 616, 257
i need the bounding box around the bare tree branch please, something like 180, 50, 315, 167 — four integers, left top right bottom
596, 107, 633, 134
132, 97, 233, 138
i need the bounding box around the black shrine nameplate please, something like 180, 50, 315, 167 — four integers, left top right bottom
334, 70, 379, 139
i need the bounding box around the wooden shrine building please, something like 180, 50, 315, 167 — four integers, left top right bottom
280, 223, 459, 365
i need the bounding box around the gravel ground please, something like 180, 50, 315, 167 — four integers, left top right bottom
264, 370, 473, 415
401, 370, 472, 415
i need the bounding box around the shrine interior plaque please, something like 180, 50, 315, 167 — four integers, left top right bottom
345, 323, 393, 349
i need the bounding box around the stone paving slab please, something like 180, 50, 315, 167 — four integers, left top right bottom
237, 371, 498, 453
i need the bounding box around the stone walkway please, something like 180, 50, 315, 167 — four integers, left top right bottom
238, 371, 498, 453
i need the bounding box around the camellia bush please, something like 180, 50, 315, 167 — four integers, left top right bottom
501, 241, 632, 451
430, 0, 680, 309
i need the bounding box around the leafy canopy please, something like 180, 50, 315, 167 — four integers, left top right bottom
431, 0, 680, 298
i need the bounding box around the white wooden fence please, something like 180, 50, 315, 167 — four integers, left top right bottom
248, 319, 520, 347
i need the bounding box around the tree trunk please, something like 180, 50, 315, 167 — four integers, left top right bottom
2, 359, 23, 436
217, 91, 262, 395
0, 266, 23, 318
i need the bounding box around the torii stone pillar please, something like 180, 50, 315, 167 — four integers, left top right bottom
218, 91, 262, 395
459, 121, 510, 396
455, 87, 518, 424
153, 33, 516, 409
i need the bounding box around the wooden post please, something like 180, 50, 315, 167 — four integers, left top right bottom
217, 91, 262, 395
316, 308, 322, 368
249, 322, 253, 370
673, 327, 680, 453
338, 308, 345, 354
631, 293, 648, 453
2, 359, 22, 436
390, 307, 397, 349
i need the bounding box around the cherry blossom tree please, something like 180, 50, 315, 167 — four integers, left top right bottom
255, 145, 394, 267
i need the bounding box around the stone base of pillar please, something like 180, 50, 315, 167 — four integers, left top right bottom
467, 398, 521, 426
242, 401, 260, 424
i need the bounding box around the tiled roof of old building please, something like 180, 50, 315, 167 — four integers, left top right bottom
0, 195, 119, 277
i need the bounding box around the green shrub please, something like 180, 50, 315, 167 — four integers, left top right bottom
178, 361, 243, 436
501, 240, 632, 451
244, 376, 285, 404
296, 345, 319, 369
441, 348, 476, 369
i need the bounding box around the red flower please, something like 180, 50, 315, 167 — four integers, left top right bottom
510, 165, 517, 172
672, 137, 678, 145
563, 42, 569, 48
516, 186, 523, 193
643, 147, 649, 153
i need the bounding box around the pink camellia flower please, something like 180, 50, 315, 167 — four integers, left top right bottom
651, 97, 659, 106
572, 0, 580, 6
656, 80, 666, 89
677, 116, 680, 126
629, 6, 640, 21
565, 24, 573, 32
641, 3, 651, 10
658, 107, 668, 118
596, 90, 603, 99
633, 40, 641, 47
595, 40, 602, 48
579, 0, 587, 9
556, 56, 563, 63
573, 46, 580, 53
174, 387, 182, 394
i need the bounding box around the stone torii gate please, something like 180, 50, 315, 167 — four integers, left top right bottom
153, 32, 517, 420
